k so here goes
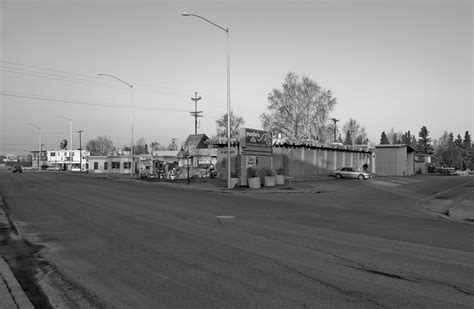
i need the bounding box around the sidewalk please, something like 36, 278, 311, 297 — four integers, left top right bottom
141, 174, 335, 194
448, 183, 474, 221
83, 172, 336, 194
0, 199, 34, 308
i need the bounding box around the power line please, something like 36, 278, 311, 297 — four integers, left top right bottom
1, 60, 254, 114
0, 91, 190, 113
1, 60, 208, 99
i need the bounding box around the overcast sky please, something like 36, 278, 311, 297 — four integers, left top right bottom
1, 0, 472, 155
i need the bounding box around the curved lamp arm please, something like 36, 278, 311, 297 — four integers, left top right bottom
98, 73, 133, 88
182, 12, 228, 33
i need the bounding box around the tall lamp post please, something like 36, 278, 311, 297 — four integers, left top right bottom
77, 130, 83, 172
26, 122, 42, 169
56, 115, 73, 171
182, 12, 232, 189
98, 73, 134, 177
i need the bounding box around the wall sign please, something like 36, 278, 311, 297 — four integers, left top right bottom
240, 128, 272, 157
246, 156, 257, 168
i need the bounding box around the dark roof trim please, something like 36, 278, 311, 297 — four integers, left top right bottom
375, 144, 416, 152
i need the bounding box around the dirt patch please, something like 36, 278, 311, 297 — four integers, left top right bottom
0, 232, 52, 308
435, 195, 452, 200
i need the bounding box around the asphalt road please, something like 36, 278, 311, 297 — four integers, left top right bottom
1, 171, 473, 308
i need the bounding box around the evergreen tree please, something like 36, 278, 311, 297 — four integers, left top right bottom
344, 131, 353, 145
417, 126, 433, 154
454, 134, 463, 148
380, 131, 390, 144
410, 136, 418, 149
401, 131, 411, 145
448, 133, 454, 146
463, 131, 471, 149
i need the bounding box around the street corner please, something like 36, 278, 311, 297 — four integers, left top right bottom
448, 200, 474, 221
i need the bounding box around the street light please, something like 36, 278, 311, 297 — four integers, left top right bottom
98, 73, 134, 177
182, 141, 191, 185
181, 12, 232, 189
26, 122, 42, 170
56, 115, 73, 171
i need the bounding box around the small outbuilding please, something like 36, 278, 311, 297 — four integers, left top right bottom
375, 144, 415, 176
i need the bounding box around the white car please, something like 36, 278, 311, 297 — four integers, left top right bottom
330, 167, 371, 180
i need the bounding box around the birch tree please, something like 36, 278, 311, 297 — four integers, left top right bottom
260, 72, 337, 141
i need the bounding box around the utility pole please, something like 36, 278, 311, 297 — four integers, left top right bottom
190, 92, 202, 135
77, 130, 83, 172
171, 138, 177, 151
331, 118, 340, 143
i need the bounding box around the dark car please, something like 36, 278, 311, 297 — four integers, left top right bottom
12, 166, 23, 173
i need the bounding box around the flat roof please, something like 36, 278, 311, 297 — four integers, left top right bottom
375, 144, 416, 152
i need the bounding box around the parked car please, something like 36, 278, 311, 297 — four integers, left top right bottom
12, 166, 23, 173
47, 166, 61, 171
330, 167, 371, 180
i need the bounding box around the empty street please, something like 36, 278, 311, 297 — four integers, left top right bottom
1, 171, 473, 308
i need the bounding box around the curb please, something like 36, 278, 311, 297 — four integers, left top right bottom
0, 258, 34, 309
0, 198, 34, 309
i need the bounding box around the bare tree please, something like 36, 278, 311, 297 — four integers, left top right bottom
134, 137, 148, 155
342, 118, 368, 145
215, 111, 245, 139
260, 72, 336, 141
85, 136, 115, 156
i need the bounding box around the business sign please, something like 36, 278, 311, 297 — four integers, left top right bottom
246, 156, 257, 168
240, 128, 272, 157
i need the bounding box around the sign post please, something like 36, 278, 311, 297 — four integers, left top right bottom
239, 128, 272, 186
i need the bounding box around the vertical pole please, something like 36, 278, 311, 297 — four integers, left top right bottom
70, 120, 73, 171
187, 155, 190, 185
78, 130, 83, 172
226, 29, 231, 189
194, 92, 198, 135
39, 132, 42, 169
190, 92, 202, 135
130, 85, 134, 177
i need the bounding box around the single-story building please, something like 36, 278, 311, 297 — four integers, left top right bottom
88, 155, 136, 174
208, 129, 375, 184
375, 144, 415, 176
180, 134, 218, 168
414, 152, 434, 174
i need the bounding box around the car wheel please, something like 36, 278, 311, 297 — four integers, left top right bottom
358, 174, 364, 180
336, 173, 342, 179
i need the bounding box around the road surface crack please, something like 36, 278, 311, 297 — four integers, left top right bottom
229, 227, 474, 297
271, 259, 390, 308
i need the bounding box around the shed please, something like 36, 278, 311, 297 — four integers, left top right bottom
375, 144, 415, 176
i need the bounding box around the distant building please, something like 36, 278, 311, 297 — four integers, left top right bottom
414, 152, 434, 174
88, 155, 135, 174
151, 150, 180, 163
30, 150, 47, 169
47, 149, 90, 171
180, 134, 218, 168
375, 144, 415, 176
